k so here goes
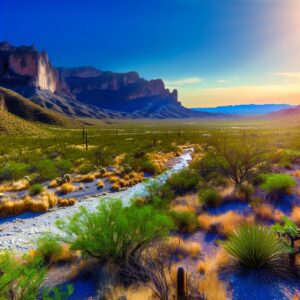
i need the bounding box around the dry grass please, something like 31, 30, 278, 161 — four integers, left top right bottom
198, 211, 254, 236
73, 174, 95, 182
0, 179, 29, 193
111, 182, 121, 191
170, 204, 196, 213
105, 285, 154, 300
291, 206, 300, 225
198, 272, 227, 300
58, 183, 77, 194
97, 180, 105, 188
168, 236, 201, 258
58, 198, 76, 206
109, 175, 120, 183
48, 180, 59, 188
0, 191, 59, 217
197, 249, 230, 274
253, 203, 284, 222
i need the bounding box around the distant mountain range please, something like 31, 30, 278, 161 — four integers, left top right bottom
193, 104, 296, 115
0, 41, 223, 120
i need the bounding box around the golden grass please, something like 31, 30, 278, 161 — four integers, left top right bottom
253, 203, 284, 222
73, 174, 95, 182
291, 206, 300, 225
58, 198, 76, 207
111, 182, 121, 191
58, 183, 76, 194
105, 285, 154, 300
170, 204, 196, 213
97, 180, 105, 188
0, 179, 29, 193
198, 211, 254, 236
197, 249, 230, 274
48, 179, 59, 188
168, 236, 201, 258
0, 191, 59, 217
198, 272, 227, 300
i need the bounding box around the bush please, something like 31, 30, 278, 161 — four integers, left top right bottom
0, 162, 29, 181
56, 199, 174, 262
223, 224, 288, 271
0, 251, 46, 300
36, 233, 62, 264
32, 160, 58, 180
171, 211, 198, 236
238, 183, 254, 201
29, 183, 44, 195
167, 169, 200, 194
260, 173, 296, 198
55, 159, 73, 176
199, 188, 222, 207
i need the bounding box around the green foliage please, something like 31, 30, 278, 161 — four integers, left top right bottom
56, 199, 173, 262
42, 285, 74, 300
260, 173, 296, 196
0, 162, 29, 181
223, 224, 288, 270
238, 183, 254, 200
36, 233, 62, 264
0, 251, 46, 300
272, 216, 299, 238
55, 160, 73, 176
32, 160, 58, 180
171, 211, 198, 234
167, 169, 200, 194
78, 163, 95, 175
139, 181, 175, 209
198, 188, 222, 207
29, 183, 44, 195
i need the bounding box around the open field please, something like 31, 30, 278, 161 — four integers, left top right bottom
1, 119, 300, 299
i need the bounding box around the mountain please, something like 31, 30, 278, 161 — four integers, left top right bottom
0, 87, 80, 127
265, 106, 300, 122
0, 41, 220, 119
193, 104, 295, 115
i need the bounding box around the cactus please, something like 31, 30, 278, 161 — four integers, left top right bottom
177, 267, 186, 300
85, 130, 88, 151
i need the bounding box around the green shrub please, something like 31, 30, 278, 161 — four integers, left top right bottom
198, 188, 222, 207
29, 183, 44, 195
260, 173, 296, 197
238, 183, 254, 201
171, 211, 198, 236
78, 163, 94, 175
223, 224, 288, 271
167, 169, 200, 194
55, 159, 73, 176
56, 199, 173, 262
0, 251, 46, 300
0, 162, 29, 181
36, 233, 62, 264
33, 160, 58, 180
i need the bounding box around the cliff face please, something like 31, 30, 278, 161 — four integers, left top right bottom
0, 42, 216, 119
0, 42, 57, 92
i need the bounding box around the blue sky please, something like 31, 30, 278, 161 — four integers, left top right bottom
1, 0, 300, 107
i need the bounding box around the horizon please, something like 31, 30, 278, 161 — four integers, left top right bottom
1, 0, 300, 108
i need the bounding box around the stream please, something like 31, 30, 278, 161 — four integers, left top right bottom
0, 148, 194, 251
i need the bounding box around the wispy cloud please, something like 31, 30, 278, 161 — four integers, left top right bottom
165, 77, 203, 86
272, 72, 300, 79
216, 79, 229, 84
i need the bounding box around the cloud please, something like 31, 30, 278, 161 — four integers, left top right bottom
272, 72, 300, 79
165, 77, 203, 86
216, 79, 229, 84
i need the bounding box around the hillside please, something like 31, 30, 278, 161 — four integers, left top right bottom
0, 87, 81, 127
265, 106, 300, 124
0, 110, 46, 135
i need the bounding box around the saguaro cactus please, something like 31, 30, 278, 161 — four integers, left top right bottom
177, 267, 186, 300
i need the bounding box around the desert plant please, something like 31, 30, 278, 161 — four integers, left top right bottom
56, 199, 173, 263
260, 173, 296, 199
171, 211, 198, 240
198, 188, 222, 207
223, 224, 289, 271
238, 183, 254, 201
0, 162, 29, 181
36, 233, 63, 264
167, 169, 200, 194
0, 251, 46, 300
29, 183, 44, 195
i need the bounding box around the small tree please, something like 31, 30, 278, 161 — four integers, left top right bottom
204, 135, 268, 186
56, 199, 173, 263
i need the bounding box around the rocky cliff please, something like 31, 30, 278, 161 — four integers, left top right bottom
0, 42, 218, 119
0, 42, 57, 92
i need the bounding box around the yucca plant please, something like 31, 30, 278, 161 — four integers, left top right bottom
223, 224, 289, 271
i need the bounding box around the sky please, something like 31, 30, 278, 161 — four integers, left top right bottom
1, 0, 300, 107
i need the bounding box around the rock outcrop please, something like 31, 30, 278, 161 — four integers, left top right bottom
0, 42, 57, 92
0, 42, 219, 119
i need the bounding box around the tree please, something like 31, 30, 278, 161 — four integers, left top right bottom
56, 199, 173, 263
203, 134, 268, 186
